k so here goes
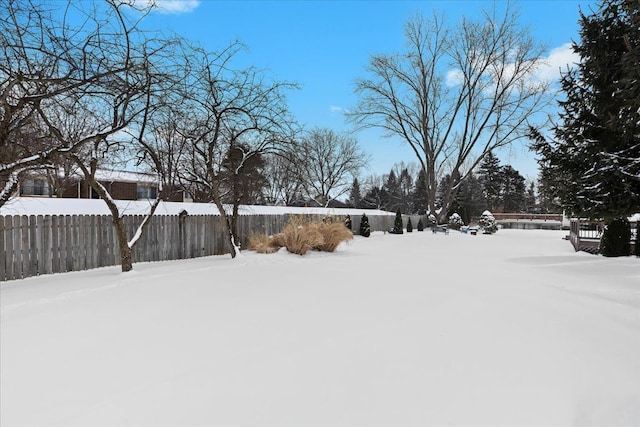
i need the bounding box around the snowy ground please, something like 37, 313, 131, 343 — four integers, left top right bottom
1, 229, 639, 427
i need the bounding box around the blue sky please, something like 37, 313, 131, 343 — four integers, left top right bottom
137, 0, 599, 181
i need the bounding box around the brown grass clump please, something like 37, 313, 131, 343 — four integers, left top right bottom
314, 222, 354, 252
279, 221, 324, 255
250, 216, 354, 256
247, 232, 283, 254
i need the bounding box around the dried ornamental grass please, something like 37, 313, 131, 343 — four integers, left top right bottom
247, 233, 282, 254
314, 222, 354, 252
280, 221, 324, 255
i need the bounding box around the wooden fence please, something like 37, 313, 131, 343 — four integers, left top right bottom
1, 212, 396, 281
569, 219, 637, 254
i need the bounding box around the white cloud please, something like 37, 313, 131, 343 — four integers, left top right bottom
330, 105, 344, 113
445, 69, 464, 87
134, 0, 200, 14
533, 43, 579, 83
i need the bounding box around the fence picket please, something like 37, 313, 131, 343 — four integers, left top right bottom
1, 212, 399, 281
0, 216, 6, 281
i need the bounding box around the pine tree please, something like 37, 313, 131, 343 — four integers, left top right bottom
479, 210, 498, 234
501, 166, 526, 212
406, 217, 413, 232
359, 213, 371, 237
348, 178, 362, 208
448, 213, 464, 230
412, 169, 429, 214
530, 0, 640, 219
344, 214, 352, 231
478, 152, 502, 212
600, 217, 631, 257
417, 218, 425, 231
392, 208, 404, 234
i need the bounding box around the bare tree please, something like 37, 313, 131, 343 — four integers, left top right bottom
296, 127, 369, 207
0, 0, 158, 207
177, 42, 298, 257
261, 152, 306, 206
3, 0, 179, 272
348, 4, 551, 220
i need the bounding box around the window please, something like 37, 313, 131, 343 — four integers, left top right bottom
136, 184, 157, 200
22, 178, 51, 196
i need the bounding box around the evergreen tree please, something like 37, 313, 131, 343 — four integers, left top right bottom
412, 169, 429, 214
448, 213, 464, 230
427, 213, 437, 228
600, 217, 631, 257
417, 218, 425, 231
479, 210, 498, 234
524, 181, 537, 213
398, 168, 414, 214
392, 208, 404, 234
530, 0, 640, 219
406, 217, 413, 232
501, 166, 526, 212
347, 178, 362, 208
344, 214, 352, 231
384, 170, 402, 212
359, 213, 371, 237
453, 172, 484, 224
478, 152, 502, 212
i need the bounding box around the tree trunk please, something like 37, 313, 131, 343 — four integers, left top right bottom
114, 220, 133, 272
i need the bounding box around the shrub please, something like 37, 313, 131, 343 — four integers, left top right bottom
392, 208, 404, 234
479, 210, 498, 234
448, 213, 464, 230
247, 232, 282, 254
262, 217, 354, 255
600, 217, 631, 257
635, 222, 639, 257
277, 221, 324, 255
314, 222, 354, 252
344, 214, 352, 231
360, 213, 371, 237
417, 218, 424, 231
427, 213, 437, 228
406, 217, 413, 232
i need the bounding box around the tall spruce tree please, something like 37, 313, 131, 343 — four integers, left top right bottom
478, 152, 502, 212
530, 0, 640, 220
501, 166, 526, 212
348, 178, 363, 208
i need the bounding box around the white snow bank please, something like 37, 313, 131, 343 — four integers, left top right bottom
1, 230, 639, 427
0, 197, 395, 217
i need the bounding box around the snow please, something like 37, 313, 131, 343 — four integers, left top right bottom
2, 230, 640, 427
0, 197, 395, 217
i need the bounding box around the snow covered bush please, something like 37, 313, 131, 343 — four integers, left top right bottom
406, 217, 413, 232
479, 210, 498, 234
427, 214, 437, 228
360, 213, 371, 237
600, 217, 631, 257
391, 209, 404, 234
448, 213, 464, 230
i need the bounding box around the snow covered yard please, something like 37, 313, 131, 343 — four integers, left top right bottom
1, 229, 639, 427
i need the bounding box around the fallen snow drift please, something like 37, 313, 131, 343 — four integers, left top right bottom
1, 230, 639, 427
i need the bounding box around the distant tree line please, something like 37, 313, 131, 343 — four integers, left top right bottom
345, 154, 540, 224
